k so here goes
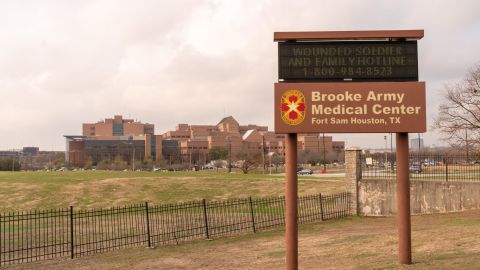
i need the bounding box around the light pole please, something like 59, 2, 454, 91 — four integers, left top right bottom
262, 136, 266, 174
322, 133, 326, 173
384, 135, 388, 165
227, 136, 232, 173
417, 133, 421, 152
189, 147, 192, 171
390, 133, 393, 153
132, 145, 136, 171
317, 134, 320, 155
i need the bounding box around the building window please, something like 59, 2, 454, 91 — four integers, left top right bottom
113, 123, 123, 136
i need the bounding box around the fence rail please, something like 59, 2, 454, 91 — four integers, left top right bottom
0, 192, 351, 267
361, 153, 480, 181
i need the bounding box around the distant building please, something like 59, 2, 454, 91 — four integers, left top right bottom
65, 115, 345, 167
82, 115, 154, 137
0, 148, 64, 170
65, 115, 160, 167
22, 147, 39, 155
160, 116, 345, 165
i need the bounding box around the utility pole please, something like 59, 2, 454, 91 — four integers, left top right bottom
417, 133, 421, 152
322, 133, 326, 173
189, 148, 192, 171
317, 133, 321, 168
390, 133, 393, 152
383, 135, 388, 167
317, 134, 320, 154
262, 135, 266, 174
227, 136, 232, 173
269, 153, 273, 174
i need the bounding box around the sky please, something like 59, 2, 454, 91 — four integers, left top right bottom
1, 0, 480, 151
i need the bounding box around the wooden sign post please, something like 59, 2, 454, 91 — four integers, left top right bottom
274, 30, 425, 269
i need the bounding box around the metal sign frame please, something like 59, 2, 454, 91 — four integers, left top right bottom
274, 30, 423, 270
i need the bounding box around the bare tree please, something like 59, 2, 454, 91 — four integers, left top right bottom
434, 64, 480, 151
236, 151, 261, 174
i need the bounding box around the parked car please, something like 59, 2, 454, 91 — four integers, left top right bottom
298, 169, 314, 175
409, 165, 422, 174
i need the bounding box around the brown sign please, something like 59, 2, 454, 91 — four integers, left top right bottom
274, 82, 426, 133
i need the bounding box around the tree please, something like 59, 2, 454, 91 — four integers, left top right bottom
0, 159, 21, 171
113, 155, 128, 171
96, 159, 112, 170
236, 151, 261, 174
208, 146, 228, 171
434, 64, 480, 151
141, 158, 154, 171
83, 156, 93, 170
155, 158, 168, 169
208, 146, 228, 161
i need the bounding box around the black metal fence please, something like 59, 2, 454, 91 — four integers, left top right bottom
0, 192, 351, 267
362, 153, 480, 181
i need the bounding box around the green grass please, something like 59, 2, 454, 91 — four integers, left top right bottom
0, 170, 346, 212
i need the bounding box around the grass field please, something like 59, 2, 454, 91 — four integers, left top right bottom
7, 209, 480, 270
0, 170, 346, 212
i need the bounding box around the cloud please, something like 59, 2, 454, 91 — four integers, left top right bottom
0, 0, 479, 150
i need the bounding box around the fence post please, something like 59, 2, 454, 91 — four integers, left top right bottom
248, 197, 256, 233
202, 199, 210, 239
319, 193, 324, 221
145, 202, 152, 248
69, 206, 74, 259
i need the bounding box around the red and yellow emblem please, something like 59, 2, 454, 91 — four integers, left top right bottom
280, 90, 306, 125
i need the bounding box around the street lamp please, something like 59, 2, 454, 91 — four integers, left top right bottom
226, 136, 232, 173
417, 133, 421, 152
384, 135, 388, 165
261, 135, 266, 174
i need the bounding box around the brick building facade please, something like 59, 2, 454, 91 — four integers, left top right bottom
65, 115, 345, 167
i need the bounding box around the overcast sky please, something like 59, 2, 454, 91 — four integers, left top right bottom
1, 0, 480, 151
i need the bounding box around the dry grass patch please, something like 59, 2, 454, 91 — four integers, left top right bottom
7, 210, 480, 270
0, 171, 346, 211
